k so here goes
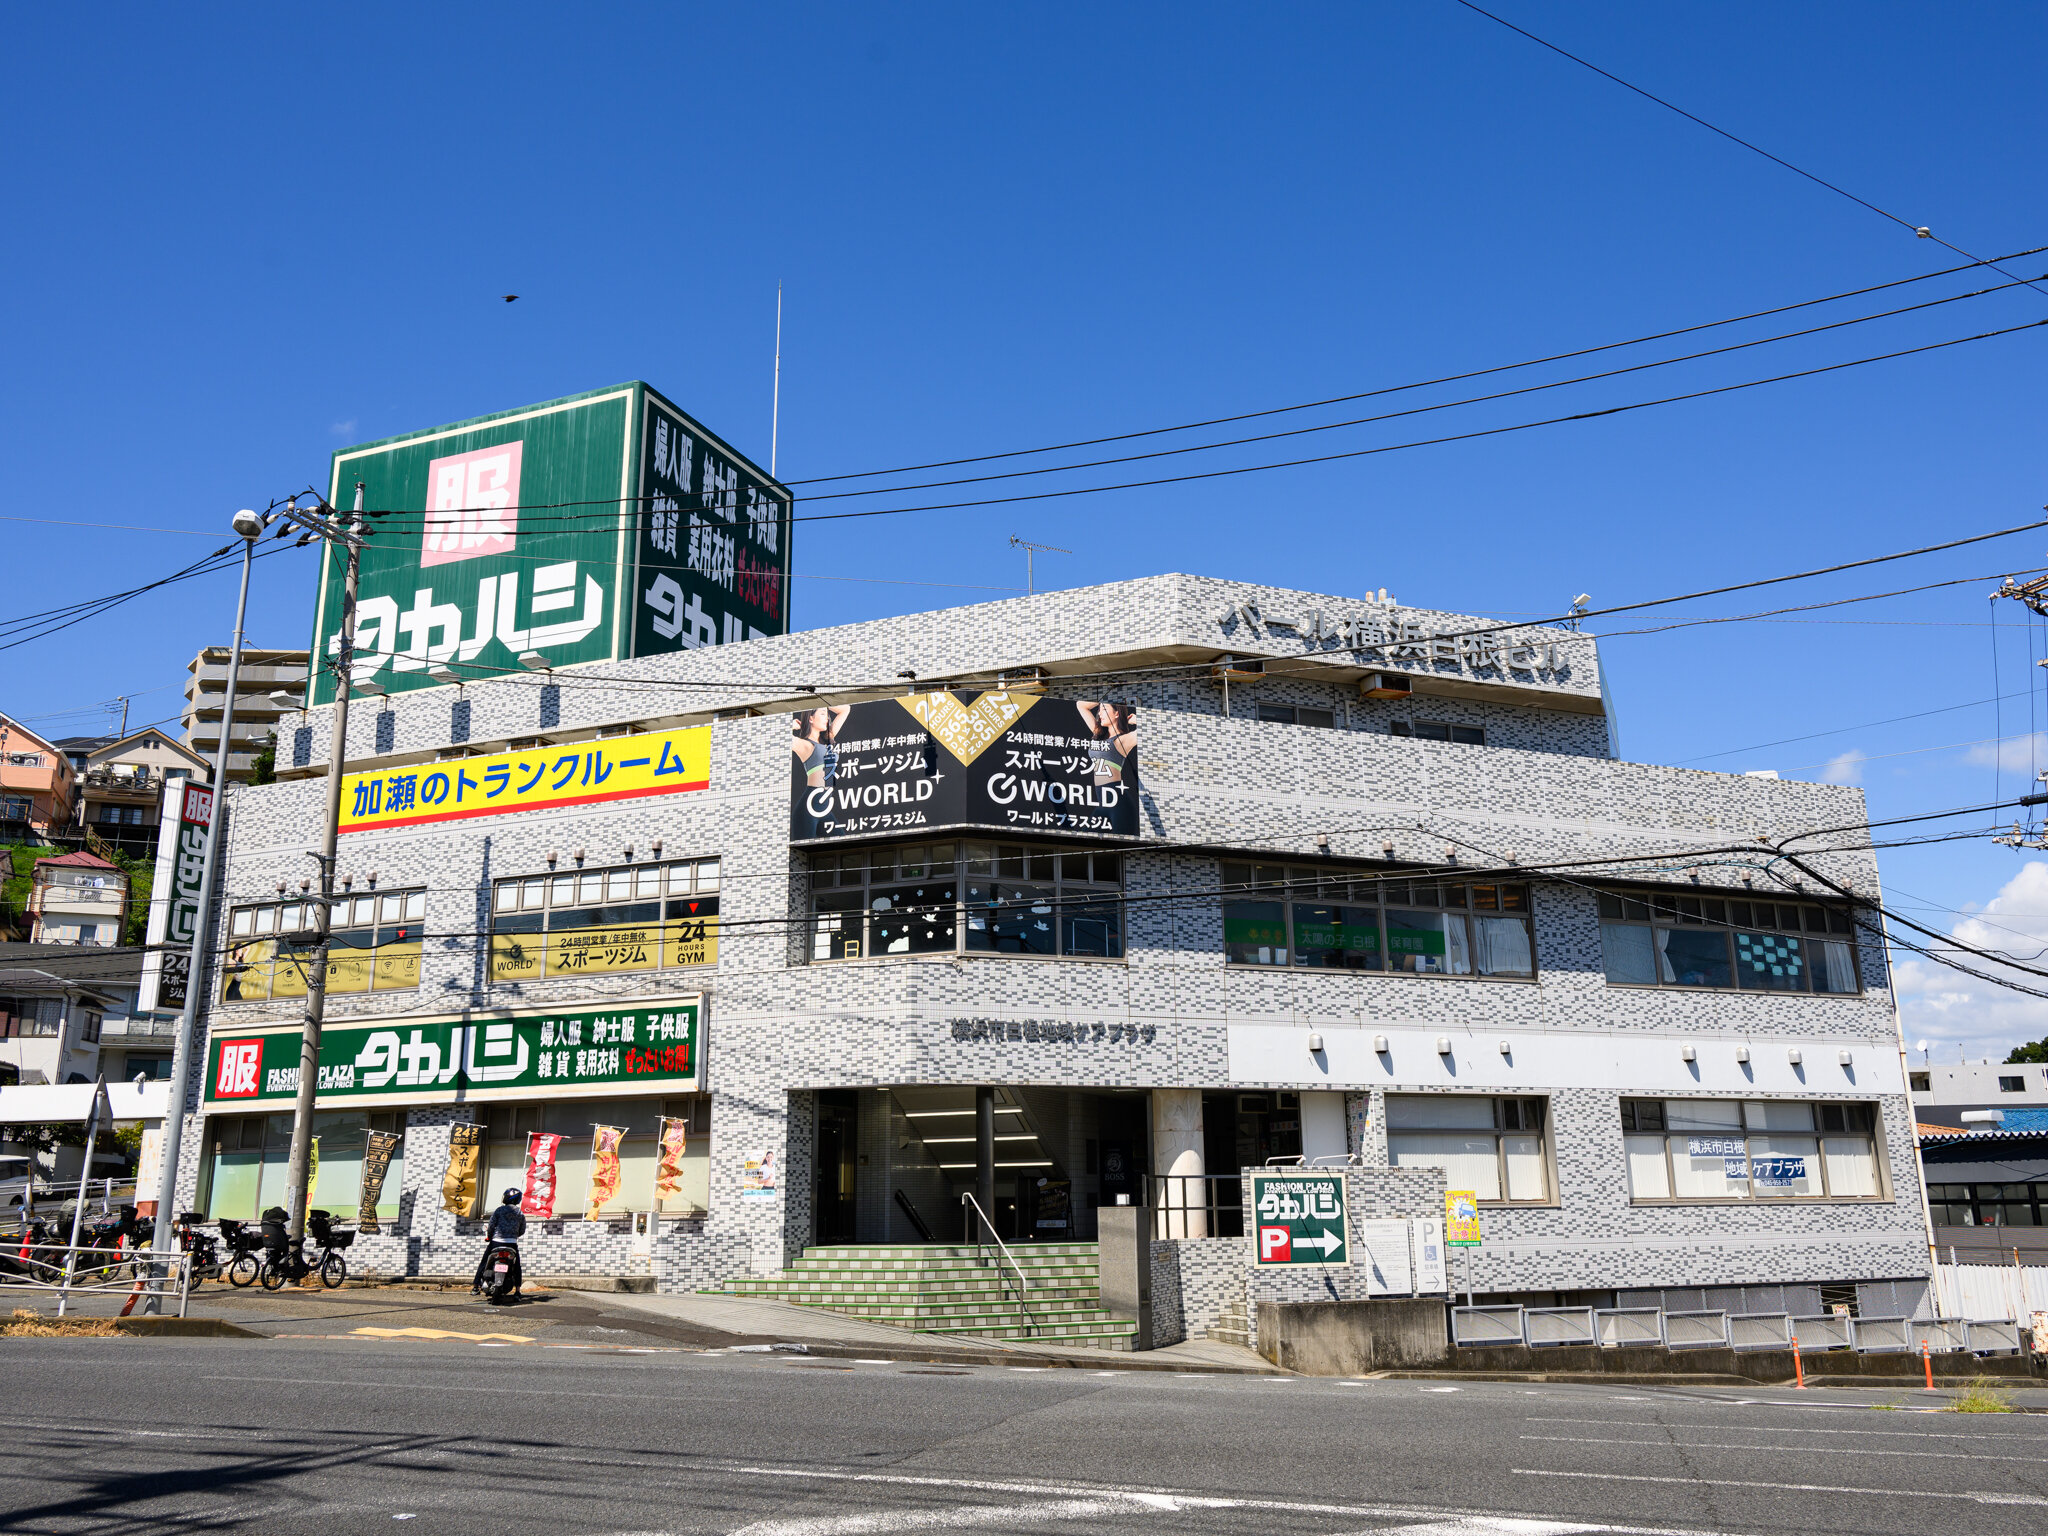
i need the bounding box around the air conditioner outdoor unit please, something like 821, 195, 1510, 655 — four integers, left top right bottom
1359, 671, 1412, 699
1211, 655, 1265, 683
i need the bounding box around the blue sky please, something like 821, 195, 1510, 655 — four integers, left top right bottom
4, 4, 2044, 1057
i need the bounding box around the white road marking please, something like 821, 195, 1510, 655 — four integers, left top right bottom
1523, 1434, 2041, 1462
1421, 1387, 1461, 1393
854, 1359, 892, 1365
1530, 1416, 2047, 1440
1372, 1521, 1605, 1536
729, 1497, 1126, 1534
1513, 1469, 2048, 1506
718, 1464, 1743, 1535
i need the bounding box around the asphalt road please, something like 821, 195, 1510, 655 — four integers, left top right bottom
2, 1336, 2045, 1536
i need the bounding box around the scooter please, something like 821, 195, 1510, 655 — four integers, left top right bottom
480, 1238, 521, 1305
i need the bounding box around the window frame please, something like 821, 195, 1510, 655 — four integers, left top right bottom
1389, 720, 1484, 745
1384, 1094, 1556, 1206
487, 856, 720, 984
1221, 864, 1536, 982
1619, 1097, 1887, 1205
478, 1095, 712, 1218
807, 839, 1126, 964
1925, 1180, 2045, 1228
1596, 889, 1863, 997
221, 887, 428, 1001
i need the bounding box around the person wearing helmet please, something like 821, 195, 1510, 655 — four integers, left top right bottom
473, 1188, 526, 1297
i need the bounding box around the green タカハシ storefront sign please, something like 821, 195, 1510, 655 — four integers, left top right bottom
203, 998, 702, 1109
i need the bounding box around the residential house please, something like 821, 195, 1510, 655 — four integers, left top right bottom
58, 729, 207, 858
0, 944, 127, 1086
27, 851, 128, 947
0, 716, 75, 843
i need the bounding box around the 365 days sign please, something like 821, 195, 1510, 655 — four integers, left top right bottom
203, 998, 702, 1108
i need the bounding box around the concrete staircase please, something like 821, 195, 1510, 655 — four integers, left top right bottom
723, 1243, 1140, 1350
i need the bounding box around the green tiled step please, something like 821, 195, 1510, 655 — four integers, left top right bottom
722, 1242, 1137, 1352
790, 1253, 1105, 1261
726, 1280, 1102, 1304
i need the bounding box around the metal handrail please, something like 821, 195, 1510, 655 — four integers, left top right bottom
959, 1191, 1033, 1336
1, 1242, 191, 1318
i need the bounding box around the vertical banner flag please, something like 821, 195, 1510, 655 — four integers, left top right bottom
654, 1117, 688, 1200
524, 1132, 564, 1218
588, 1126, 625, 1216
134, 1125, 164, 1218
1444, 1189, 1483, 1246
360, 1130, 400, 1235
443, 1124, 484, 1218
308, 1137, 321, 1202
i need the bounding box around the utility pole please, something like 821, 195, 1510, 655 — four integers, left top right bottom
280, 485, 368, 1254
143, 506, 268, 1311
114, 696, 130, 737
1007, 535, 1071, 596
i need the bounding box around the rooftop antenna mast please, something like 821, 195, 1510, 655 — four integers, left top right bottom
770, 284, 783, 480
1008, 535, 1070, 595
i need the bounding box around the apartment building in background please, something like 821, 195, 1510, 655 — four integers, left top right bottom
181, 646, 308, 782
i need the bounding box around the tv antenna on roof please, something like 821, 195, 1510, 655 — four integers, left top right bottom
1009, 535, 1071, 595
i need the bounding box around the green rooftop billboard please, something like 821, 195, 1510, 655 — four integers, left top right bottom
308, 383, 791, 705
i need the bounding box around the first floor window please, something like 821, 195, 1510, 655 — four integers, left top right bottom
1385, 1095, 1550, 1203
1621, 1098, 1881, 1202
480, 1096, 710, 1217
203, 1109, 406, 1222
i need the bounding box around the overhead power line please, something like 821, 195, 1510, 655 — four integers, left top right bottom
1448, 0, 2048, 303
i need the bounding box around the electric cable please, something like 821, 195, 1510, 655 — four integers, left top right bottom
1448, 0, 2048, 303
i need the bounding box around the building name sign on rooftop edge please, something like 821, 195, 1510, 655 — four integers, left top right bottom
1219, 598, 1573, 681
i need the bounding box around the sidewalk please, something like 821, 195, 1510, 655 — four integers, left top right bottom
5, 1279, 1282, 1373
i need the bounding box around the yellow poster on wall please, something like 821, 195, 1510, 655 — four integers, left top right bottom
1444, 1189, 1483, 1247
546, 923, 664, 977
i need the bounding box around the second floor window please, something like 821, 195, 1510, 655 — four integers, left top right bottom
222, 890, 426, 1002
1598, 891, 1861, 994
1621, 1098, 1881, 1202
1385, 1094, 1551, 1203
1223, 866, 1534, 978
810, 841, 1124, 961
489, 858, 719, 982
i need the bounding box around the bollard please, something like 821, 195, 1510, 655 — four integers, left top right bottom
1791, 1336, 1805, 1390
1921, 1340, 1933, 1390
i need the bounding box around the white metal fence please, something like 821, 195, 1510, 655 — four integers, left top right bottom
0, 1243, 190, 1318
1931, 1261, 2048, 1320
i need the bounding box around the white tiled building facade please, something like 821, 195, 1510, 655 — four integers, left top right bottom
169, 575, 1930, 1328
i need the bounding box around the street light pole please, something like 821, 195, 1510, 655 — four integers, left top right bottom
281, 484, 366, 1255
143, 508, 267, 1310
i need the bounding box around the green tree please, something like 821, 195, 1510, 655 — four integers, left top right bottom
249, 731, 277, 786
2009, 1038, 2048, 1065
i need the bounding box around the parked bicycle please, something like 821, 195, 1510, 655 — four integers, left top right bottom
174, 1213, 224, 1284
218, 1218, 265, 1287
257, 1207, 354, 1290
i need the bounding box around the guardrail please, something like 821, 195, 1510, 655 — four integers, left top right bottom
1729, 1313, 1793, 1352
1848, 1316, 1912, 1353
1965, 1318, 2022, 1355
1790, 1313, 1853, 1351
1663, 1310, 1730, 1350
1910, 1317, 1968, 1354
1593, 1307, 1665, 1348
1524, 1307, 1596, 1348
1449, 1305, 1524, 1346
0, 1243, 190, 1318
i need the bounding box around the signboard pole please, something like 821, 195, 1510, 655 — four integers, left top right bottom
143, 513, 262, 1306
284, 486, 366, 1254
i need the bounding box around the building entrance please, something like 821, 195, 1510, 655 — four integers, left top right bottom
815, 1090, 859, 1243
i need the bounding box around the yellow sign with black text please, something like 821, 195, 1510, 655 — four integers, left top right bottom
339, 726, 712, 834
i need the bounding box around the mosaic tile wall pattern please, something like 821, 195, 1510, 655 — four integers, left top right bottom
174, 577, 1924, 1299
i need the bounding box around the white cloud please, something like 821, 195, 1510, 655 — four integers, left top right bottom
329, 419, 358, 438
1962, 732, 2048, 775
1894, 860, 2048, 1064
1817, 749, 1866, 786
